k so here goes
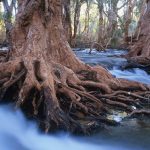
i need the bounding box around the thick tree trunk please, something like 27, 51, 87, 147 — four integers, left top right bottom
126, 0, 150, 65
0, 0, 150, 134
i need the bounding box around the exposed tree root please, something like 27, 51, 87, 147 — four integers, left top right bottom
129, 110, 150, 118
0, 56, 150, 134
0, 50, 9, 63
0, 0, 149, 135
123, 55, 150, 71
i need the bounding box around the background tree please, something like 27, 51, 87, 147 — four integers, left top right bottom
71, 0, 143, 49
63, 0, 72, 44
124, 0, 136, 44
0, 0, 16, 44
0, 0, 144, 49
0, 2, 5, 43
126, 0, 150, 65
97, 0, 105, 49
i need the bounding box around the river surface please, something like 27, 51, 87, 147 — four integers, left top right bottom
0, 49, 150, 150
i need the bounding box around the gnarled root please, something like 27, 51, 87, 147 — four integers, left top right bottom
0, 58, 150, 134
123, 35, 150, 70
0, 50, 9, 63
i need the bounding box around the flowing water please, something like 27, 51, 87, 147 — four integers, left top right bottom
0, 49, 150, 150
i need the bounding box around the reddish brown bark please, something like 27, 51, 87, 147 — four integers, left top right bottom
0, 0, 149, 134
126, 0, 150, 65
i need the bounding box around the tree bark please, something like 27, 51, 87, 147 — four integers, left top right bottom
124, 0, 136, 44
1, 0, 16, 45
126, 0, 150, 65
97, 0, 105, 50
106, 0, 118, 47
0, 0, 149, 134
82, 0, 90, 35
62, 0, 72, 44
72, 0, 84, 46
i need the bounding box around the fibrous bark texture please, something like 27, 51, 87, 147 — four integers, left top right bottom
0, 0, 150, 134
126, 0, 150, 66
62, 0, 72, 44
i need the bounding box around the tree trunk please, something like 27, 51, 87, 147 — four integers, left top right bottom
106, 0, 118, 47
72, 0, 82, 46
134, 1, 145, 39
97, 0, 105, 50
63, 0, 72, 44
0, 0, 149, 134
124, 0, 136, 45
2, 0, 16, 45
126, 0, 150, 65
82, 1, 90, 35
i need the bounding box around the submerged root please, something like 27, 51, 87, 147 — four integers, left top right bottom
128, 110, 150, 118
0, 58, 150, 134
